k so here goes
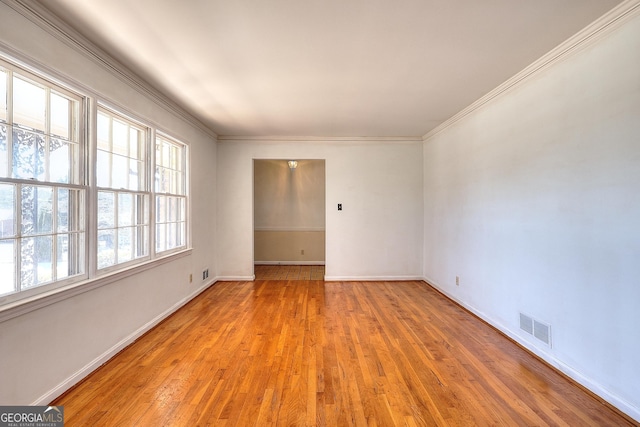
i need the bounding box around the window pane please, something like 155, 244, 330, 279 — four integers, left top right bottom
137, 225, 148, 257
155, 223, 165, 252
12, 128, 45, 180
13, 76, 46, 132
112, 119, 129, 156
176, 172, 184, 196
0, 184, 14, 238
21, 235, 52, 288
97, 112, 110, 150
57, 233, 69, 279
162, 143, 170, 167
118, 226, 133, 262
118, 193, 132, 227
112, 154, 128, 189
156, 195, 166, 223
97, 191, 115, 229
179, 221, 185, 247
50, 138, 70, 183
129, 160, 141, 191
96, 150, 111, 187
170, 170, 178, 194
50, 92, 70, 139
97, 229, 115, 269
36, 186, 53, 234
0, 124, 7, 177
155, 167, 163, 193
176, 197, 187, 221
170, 145, 179, 169
0, 240, 15, 296
57, 188, 69, 232
129, 128, 140, 159
20, 185, 36, 235
0, 69, 6, 122
136, 194, 148, 226
18, 186, 53, 235
168, 197, 177, 222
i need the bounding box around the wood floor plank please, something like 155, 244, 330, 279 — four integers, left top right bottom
53, 279, 636, 426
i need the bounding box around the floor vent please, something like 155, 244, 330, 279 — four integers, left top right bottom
520, 313, 551, 347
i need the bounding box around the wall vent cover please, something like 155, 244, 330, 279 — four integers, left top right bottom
520, 313, 551, 347
519, 313, 533, 335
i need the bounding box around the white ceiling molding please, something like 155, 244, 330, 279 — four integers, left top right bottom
422, 0, 640, 142
4, 0, 218, 140
218, 135, 423, 143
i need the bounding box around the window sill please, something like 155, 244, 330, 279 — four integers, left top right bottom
0, 248, 192, 323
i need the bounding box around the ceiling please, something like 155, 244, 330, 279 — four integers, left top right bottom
39, 0, 621, 137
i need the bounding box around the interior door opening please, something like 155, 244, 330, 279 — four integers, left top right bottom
253, 159, 326, 279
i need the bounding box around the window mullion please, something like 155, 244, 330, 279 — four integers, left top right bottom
51, 186, 58, 281
149, 128, 155, 258
87, 99, 98, 279
114, 191, 119, 265
44, 87, 51, 182
109, 117, 113, 189
15, 183, 22, 292
6, 70, 13, 179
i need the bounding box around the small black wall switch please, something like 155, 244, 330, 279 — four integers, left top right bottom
338, 203, 342, 211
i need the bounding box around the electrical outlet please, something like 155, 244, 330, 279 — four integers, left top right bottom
189, 274, 193, 283
203, 269, 209, 280
456, 276, 460, 286
301, 249, 304, 255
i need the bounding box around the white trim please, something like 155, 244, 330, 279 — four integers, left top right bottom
421, 275, 640, 423
219, 135, 423, 143
422, 0, 640, 142
324, 275, 424, 282
0, 249, 192, 323
214, 275, 256, 281
254, 227, 325, 232
31, 277, 216, 405
255, 261, 325, 266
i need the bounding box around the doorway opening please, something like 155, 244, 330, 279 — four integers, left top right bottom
253, 159, 326, 279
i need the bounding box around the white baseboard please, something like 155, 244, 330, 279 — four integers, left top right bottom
32, 279, 217, 405
422, 275, 640, 423
324, 275, 424, 281
214, 275, 255, 281
254, 261, 325, 266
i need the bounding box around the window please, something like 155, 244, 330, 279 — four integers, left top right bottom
96, 108, 149, 270
155, 134, 187, 253
0, 63, 85, 298
0, 55, 190, 307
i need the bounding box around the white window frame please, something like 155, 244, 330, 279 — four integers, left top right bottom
0, 58, 88, 306
94, 105, 151, 274
154, 132, 189, 256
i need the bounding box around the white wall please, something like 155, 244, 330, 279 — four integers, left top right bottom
254, 159, 325, 230
0, 3, 217, 404
422, 7, 640, 419
217, 139, 423, 280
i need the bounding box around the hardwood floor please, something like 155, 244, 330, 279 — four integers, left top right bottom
53, 280, 635, 426
254, 264, 325, 280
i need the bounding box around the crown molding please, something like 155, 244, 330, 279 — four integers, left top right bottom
218, 135, 423, 143
3, 0, 218, 140
422, 0, 640, 142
